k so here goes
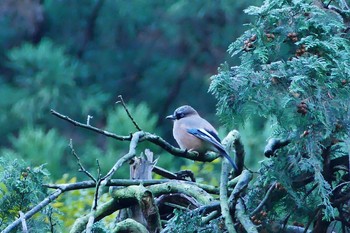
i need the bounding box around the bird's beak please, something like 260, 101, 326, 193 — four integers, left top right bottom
166, 115, 176, 120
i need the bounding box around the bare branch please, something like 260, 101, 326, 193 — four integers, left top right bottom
51, 109, 131, 141
51, 109, 221, 163
236, 198, 258, 233
220, 159, 236, 233
222, 130, 245, 176
250, 181, 277, 217
116, 95, 142, 131
101, 131, 142, 183
19, 211, 28, 233
69, 139, 96, 182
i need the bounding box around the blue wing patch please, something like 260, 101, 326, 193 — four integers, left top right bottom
187, 128, 238, 171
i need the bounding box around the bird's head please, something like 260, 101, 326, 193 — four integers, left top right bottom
166, 105, 198, 120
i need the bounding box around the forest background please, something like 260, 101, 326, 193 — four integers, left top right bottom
0, 0, 265, 231
0, 0, 264, 181
3, 0, 349, 232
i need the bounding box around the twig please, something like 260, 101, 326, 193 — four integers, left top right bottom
85, 179, 102, 233
51, 109, 131, 141
202, 210, 220, 224
220, 159, 236, 233
152, 166, 180, 179
326, 0, 333, 8
116, 95, 142, 131
19, 211, 28, 233
250, 181, 277, 217
2, 189, 63, 233
69, 139, 96, 182
87, 115, 93, 125
189, 201, 221, 217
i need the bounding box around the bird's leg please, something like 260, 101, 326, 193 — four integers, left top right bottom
187, 149, 199, 157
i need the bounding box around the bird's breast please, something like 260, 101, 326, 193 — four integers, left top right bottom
173, 121, 209, 154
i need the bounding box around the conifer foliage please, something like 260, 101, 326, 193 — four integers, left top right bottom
210, 0, 350, 231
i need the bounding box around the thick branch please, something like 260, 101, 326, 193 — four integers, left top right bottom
112, 219, 149, 233
264, 138, 291, 157
220, 159, 236, 233
236, 198, 258, 233
222, 130, 245, 176
44, 178, 220, 195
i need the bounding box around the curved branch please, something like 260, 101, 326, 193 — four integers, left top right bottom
112, 219, 149, 233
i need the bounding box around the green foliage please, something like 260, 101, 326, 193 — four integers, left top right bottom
0, 156, 57, 232
1, 127, 68, 179
165, 209, 224, 233
6, 38, 77, 123
210, 0, 350, 226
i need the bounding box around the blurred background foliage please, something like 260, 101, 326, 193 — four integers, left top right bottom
0, 0, 274, 231
0, 0, 265, 182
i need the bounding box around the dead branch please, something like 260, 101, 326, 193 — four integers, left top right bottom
51, 109, 221, 163
69, 139, 96, 182
222, 130, 245, 176
250, 181, 277, 217
50, 109, 131, 141
220, 159, 236, 233
228, 170, 254, 232
116, 95, 142, 131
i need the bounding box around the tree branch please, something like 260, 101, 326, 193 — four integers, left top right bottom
250, 181, 277, 217
116, 95, 142, 131
2, 189, 63, 233
220, 159, 236, 233
51, 109, 221, 163
50, 109, 131, 141
69, 139, 96, 182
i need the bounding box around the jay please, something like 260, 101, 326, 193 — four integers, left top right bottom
166, 105, 238, 172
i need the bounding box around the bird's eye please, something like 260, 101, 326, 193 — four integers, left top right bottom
176, 112, 185, 119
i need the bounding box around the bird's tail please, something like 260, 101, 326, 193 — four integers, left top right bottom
221, 150, 239, 172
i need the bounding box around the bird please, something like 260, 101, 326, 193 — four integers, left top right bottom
166, 105, 238, 172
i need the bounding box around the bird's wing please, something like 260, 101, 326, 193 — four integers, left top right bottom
187, 128, 238, 171
187, 128, 225, 150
